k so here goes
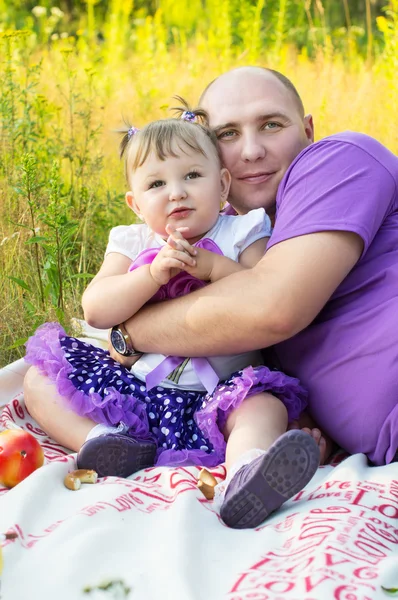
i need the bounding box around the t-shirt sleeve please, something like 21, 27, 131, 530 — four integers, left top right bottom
231, 208, 272, 255
104, 225, 145, 261
268, 137, 397, 255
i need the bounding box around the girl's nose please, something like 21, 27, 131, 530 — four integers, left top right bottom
169, 185, 188, 201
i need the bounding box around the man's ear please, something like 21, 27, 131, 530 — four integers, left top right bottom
220, 168, 231, 203
125, 191, 143, 220
304, 114, 314, 143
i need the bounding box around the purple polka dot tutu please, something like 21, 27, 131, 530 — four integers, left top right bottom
25, 322, 308, 468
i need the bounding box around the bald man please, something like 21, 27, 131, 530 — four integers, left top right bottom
113, 67, 398, 467
24, 67, 398, 527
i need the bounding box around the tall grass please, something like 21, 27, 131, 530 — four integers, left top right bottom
0, 0, 397, 367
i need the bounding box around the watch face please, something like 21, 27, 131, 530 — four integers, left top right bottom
110, 328, 127, 355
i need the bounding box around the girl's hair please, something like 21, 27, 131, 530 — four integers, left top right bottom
119, 97, 220, 183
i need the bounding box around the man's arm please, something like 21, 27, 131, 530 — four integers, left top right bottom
123, 230, 363, 356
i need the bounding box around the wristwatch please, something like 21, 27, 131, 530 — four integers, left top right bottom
110, 323, 142, 357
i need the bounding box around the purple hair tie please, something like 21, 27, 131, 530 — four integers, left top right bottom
127, 126, 139, 140
181, 111, 197, 123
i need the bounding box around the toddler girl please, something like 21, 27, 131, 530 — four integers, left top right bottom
25, 108, 319, 528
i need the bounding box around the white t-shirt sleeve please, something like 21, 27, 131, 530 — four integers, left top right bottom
231, 208, 271, 256
104, 224, 147, 262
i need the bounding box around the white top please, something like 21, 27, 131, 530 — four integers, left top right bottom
106, 208, 271, 391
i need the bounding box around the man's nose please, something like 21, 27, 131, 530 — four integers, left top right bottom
241, 133, 266, 162
169, 184, 187, 201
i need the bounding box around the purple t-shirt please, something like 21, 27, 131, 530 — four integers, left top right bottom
267, 132, 398, 465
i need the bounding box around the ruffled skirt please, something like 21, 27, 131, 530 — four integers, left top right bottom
25, 322, 308, 468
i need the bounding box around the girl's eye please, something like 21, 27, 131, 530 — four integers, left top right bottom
186, 171, 200, 180
149, 180, 164, 189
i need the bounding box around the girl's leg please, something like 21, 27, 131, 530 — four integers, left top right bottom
24, 366, 157, 476
24, 366, 96, 451
224, 394, 330, 467
220, 392, 320, 529
223, 392, 288, 471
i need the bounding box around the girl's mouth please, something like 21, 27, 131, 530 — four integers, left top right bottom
169, 208, 194, 218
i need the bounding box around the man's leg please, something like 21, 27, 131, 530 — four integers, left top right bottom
23, 366, 96, 452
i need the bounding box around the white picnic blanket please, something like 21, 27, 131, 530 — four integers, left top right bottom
1, 358, 398, 599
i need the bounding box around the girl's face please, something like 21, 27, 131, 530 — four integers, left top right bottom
126, 142, 231, 243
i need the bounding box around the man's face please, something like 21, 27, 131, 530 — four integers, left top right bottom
202, 70, 314, 215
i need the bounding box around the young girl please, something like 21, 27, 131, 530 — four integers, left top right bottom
25, 109, 320, 529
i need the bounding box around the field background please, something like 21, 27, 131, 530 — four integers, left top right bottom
1, 0, 397, 367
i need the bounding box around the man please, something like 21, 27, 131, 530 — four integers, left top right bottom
109, 66, 398, 466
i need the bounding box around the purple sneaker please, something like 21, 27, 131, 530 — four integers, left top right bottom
220, 430, 320, 529
77, 433, 157, 478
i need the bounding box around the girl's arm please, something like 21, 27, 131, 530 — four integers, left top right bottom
82, 242, 196, 330
185, 237, 269, 283
82, 253, 160, 329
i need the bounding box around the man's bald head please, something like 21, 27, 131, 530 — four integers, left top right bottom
196, 65, 313, 215
199, 66, 305, 119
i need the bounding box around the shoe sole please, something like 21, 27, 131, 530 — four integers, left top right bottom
220, 430, 320, 529
77, 434, 157, 478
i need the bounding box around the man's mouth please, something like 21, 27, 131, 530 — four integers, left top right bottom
238, 172, 275, 184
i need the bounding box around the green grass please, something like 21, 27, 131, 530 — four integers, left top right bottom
1, 0, 397, 367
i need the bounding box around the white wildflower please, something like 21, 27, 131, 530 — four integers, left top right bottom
50, 7, 64, 19
60, 32, 69, 39
51, 33, 59, 41
32, 6, 47, 18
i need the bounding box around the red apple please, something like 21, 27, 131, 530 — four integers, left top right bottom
0, 430, 44, 488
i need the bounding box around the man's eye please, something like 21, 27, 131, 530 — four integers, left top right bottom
186, 171, 200, 180
149, 180, 164, 189
263, 122, 281, 130
218, 130, 237, 140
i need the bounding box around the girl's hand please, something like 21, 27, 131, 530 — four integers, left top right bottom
184, 247, 218, 281
165, 224, 197, 257
149, 243, 196, 286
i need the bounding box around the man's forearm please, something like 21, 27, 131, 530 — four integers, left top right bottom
124, 231, 363, 358
124, 264, 287, 357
